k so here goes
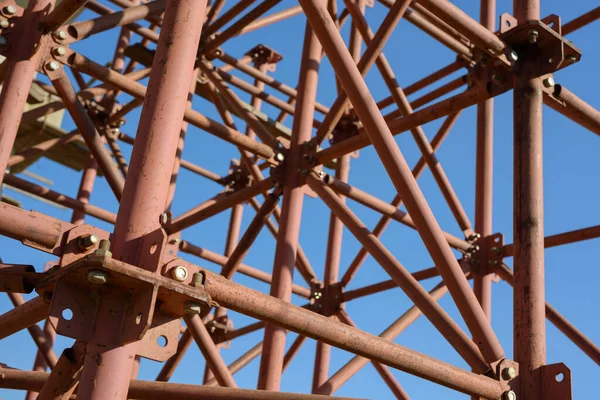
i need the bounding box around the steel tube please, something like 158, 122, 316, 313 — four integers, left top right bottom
495, 264, 600, 366
42, 0, 89, 30
0, 368, 360, 400
513, 2, 545, 399
306, 173, 487, 372
7, 131, 81, 168
544, 84, 600, 137
283, 335, 307, 370
317, 283, 448, 395
3, 174, 115, 224
504, 224, 600, 256
223, 321, 266, 342
77, 1, 208, 399
205, 342, 264, 386
179, 241, 311, 298
156, 329, 192, 382
562, 6, 600, 35
0, 296, 49, 340
376, 61, 464, 110
0, 0, 55, 187
204, 0, 255, 37
169, 177, 274, 234
257, 18, 321, 391
236, 5, 303, 36
302, 0, 503, 363
68, 53, 275, 160
204, 0, 282, 54
51, 74, 125, 200
340, 112, 462, 286
473, 0, 495, 327
184, 314, 237, 387
201, 269, 509, 398
36, 341, 85, 399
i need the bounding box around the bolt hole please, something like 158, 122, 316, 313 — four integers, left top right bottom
556, 373, 564, 382
548, 21, 555, 28
149, 243, 158, 254
135, 313, 143, 325
67, 25, 78, 40
62, 308, 73, 321
505, 20, 511, 27
158, 335, 167, 347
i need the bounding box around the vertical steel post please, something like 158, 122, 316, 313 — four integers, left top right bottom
312, 0, 362, 391
257, 17, 322, 391
76, 1, 208, 398
0, 0, 55, 186
473, 0, 495, 321
513, 0, 546, 399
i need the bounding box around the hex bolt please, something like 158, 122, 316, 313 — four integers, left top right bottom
77, 234, 99, 250
87, 270, 108, 284
184, 301, 202, 315
502, 390, 517, 400
170, 265, 188, 282
191, 272, 205, 287
507, 50, 519, 63
528, 29, 539, 44
543, 77, 556, 88
3, 5, 16, 15
53, 46, 66, 56
159, 212, 169, 225
275, 152, 285, 162
0, 19, 9, 28
95, 239, 112, 258
502, 366, 517, 380
46, 61, 60, 71
54, 30, 68, 40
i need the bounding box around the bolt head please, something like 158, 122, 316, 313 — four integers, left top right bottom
55, 30, 67, 40
171, 265, 188, 282
543, 77, 555, 88
184, 301, 202, 315
53, 46, 66, 56
3, 5, 16, 15
46, 61, 60, 71
159, 212, 169, 225
528, 29, 539, 44
508, 50, 519, 62
502, 366, 517, 380
78, 234, 99, 250
502, 390, 517, 400
275, 152, 285, 162
0, 20, 9, 28
87, 270, 108, 284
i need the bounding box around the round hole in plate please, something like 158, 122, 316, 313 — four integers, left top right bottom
556, 373, 564, 382
505, 20, 511, 27
135, 312, 143, 325
149, 243, 158, 254
62, 308, 73, 321
158, 335, 168, 347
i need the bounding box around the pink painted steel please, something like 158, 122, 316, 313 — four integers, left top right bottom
0, 296, 49, 340
299, 0, 503, 364
513, 2, 546, 399
76, 1, 208, 399
70, 155, 99, 225
0, 0, 56, 187
257, 18, 322, 391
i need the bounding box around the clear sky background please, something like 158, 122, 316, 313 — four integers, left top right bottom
1, 0, 599, 399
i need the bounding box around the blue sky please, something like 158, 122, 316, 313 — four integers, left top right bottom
1, 0, 599, 398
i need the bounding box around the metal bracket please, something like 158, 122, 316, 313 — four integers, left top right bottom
309, 280, 325, 313
541, 363, 572, 400
246, 44, 283, 70
468, 233, 503, 282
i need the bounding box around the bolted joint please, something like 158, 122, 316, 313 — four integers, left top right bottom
53, 46, 66, 57
54, 30, 68, 40
467, 233, 481, 242
87, 270, 108, 284
528, 29, 539, 44
170, 265, 188, 282
274, 151, 285, 163
77, 234, 99, 251
183, 301, 202, 315
543, 76, 556, 88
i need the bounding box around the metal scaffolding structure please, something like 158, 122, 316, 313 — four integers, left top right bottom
0, 0, 599, 398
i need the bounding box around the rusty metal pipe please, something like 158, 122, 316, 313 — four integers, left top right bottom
204, 0, 255, 37
562, 6, 600, 35
236, 5, 303, 36
544, 84, 600, 137
504, 224, 600, 257
201, 269, 509, 398
205, 341, 263, 386
0, 296, 49, 340
184, 314, 237, 387
42, 0, 89, 30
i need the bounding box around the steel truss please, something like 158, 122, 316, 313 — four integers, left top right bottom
0, 0, 599, 399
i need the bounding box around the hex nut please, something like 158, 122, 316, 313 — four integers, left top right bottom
53, 46, 66, 56
543, 77, 555, 88
184, 301, 202, 315
0, 19, 9, 28
3, 5, 16, 15
78, 234, 99, 250
46, 61, 60, 71
502, 366, 517, 380
275, 152, 285, 162
502, 390, 517, 400
171, 265, 188, 282
55, 30, 67, 40
87, 270, 108, 284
